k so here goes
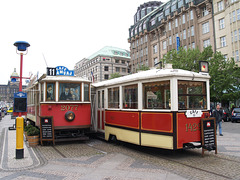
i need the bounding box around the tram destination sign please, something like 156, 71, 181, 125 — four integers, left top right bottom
47, 66, 74, 76
40, 116, 55, 145
201, 117, 217, 156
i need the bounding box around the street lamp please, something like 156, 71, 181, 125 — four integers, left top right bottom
13, 41, 30, 159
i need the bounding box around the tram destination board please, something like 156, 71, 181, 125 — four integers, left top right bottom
201, 117, 217, 156
40, 116, 55, 145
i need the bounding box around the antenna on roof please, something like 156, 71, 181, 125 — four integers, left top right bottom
42, 53, 48, 67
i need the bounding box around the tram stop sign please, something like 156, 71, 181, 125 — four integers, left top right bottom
13, 92, 27, 112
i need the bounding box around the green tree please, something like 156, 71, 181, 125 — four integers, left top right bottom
110, 73, 121, 79
136, 65, 150, 72
161, 46, 240, 103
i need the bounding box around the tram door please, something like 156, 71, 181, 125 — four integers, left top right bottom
97, 90, 105, 132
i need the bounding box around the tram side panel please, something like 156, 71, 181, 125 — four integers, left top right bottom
141, 112, 174, 149
105, 110, 140, 145
177, 112, 210, 149
40, 103, 91, 129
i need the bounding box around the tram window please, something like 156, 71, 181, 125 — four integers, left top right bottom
108, 87, 119, 108
84, 83, 90, 101
178, 81, 207, 110
59, 83, 81, 101
98, 91, 100, 108
102, 90, 104, 108
143, 81, 170, 109
123, 84, 138, 109
46, 83, 55, 101
41, 83, 44, 102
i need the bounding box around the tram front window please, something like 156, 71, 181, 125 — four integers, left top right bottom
59, 83, 81, 101
178, 81, 207, 110
143, 81, 170, 109
46, 83, 55, 101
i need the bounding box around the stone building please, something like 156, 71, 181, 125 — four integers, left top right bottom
128, 0, 214, 73
213, 0, 240, 66
74, 46, 130, 83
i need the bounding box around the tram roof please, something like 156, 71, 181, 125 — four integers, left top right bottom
93, 68, 210, 87
40, 75, 91, 83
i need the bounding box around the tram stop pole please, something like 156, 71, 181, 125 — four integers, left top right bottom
13, 41, 30, 159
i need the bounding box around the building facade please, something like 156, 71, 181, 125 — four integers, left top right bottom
213, 0, 240, 66
0, 69, 26, 106
74, 46, 130, 83
128, 0, 215, 73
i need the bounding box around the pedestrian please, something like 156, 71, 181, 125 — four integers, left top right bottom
212, 104, 224, 136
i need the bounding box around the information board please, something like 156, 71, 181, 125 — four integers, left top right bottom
201, 117, 217, 156
40, 116, 55, 145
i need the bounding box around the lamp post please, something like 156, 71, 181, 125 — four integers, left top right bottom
13, 41, 30, 159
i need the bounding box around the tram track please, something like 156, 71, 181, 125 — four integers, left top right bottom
89, 139, 240, 180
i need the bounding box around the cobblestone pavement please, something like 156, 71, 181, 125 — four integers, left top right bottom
0, 115, 240, 180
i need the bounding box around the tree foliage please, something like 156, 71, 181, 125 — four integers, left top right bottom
110, 72, 121, 79
161, 46, 240, 103
136, 65, 150, 72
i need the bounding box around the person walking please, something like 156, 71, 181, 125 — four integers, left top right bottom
212, 104, 224, 136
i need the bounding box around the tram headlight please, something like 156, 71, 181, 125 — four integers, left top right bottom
65, 111, 75, 121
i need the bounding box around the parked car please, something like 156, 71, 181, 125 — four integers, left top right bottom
7, 107, 13, 114
223, 107, 231, 122
231, 108, 240, 123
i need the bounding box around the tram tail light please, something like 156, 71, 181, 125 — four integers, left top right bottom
65, 111, 75, 121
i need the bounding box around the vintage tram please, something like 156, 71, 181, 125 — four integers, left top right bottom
92, 66, 210, 150
26, 74, 91, 141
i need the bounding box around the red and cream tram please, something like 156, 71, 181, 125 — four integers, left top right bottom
92, 67, 210, 150
26, 74, 91, 140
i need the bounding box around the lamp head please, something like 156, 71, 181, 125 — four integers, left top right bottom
14, 41, 30, 51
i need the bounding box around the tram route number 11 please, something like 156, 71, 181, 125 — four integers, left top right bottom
185, 123, 201, 132
47, 67, 56, 76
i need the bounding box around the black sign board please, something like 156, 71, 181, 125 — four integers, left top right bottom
201, 117, 217, 156
40, 116, 55, 145
47, 67, 56, 76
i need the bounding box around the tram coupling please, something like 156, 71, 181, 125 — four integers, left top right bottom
183, 142, 202, 149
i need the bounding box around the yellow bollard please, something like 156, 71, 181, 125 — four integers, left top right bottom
16, 117, 24, 159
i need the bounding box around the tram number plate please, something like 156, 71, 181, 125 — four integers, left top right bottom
61, 105, 78, 111
185, 123, 201, 132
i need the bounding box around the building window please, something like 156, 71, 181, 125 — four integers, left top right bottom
217, 1, 224, 12
104, 74, 109, 80
122, 68, 126, 73
219, 18, 225, 29
169, 36, 172, 45
183, 29, 186, 39
169, 21, 171, 30
192, 42, 195, 49
234, 30, 238, 42
203, 39, 210, 48
202, 22, 209, 34
154, 58, 158, 66
153, 44, 157, 54
163, 41, 167, 50
151, 18, 156, 26
190, 10, 193, 20
233, 11, 236, 22
116, 67, 120, 72
191, 26, 194, 36
237, 9, 240, 21
104, 66, 109, 71
220, 36, 226, 47
182, 14, 185, 24
236, 50, 239, 62
202, 6, 209, 16
145, 47, 148, 55
175, 19, 178, 27
122, 60, 125, 64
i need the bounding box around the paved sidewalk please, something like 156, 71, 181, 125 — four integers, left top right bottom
0, 128, 40, 171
